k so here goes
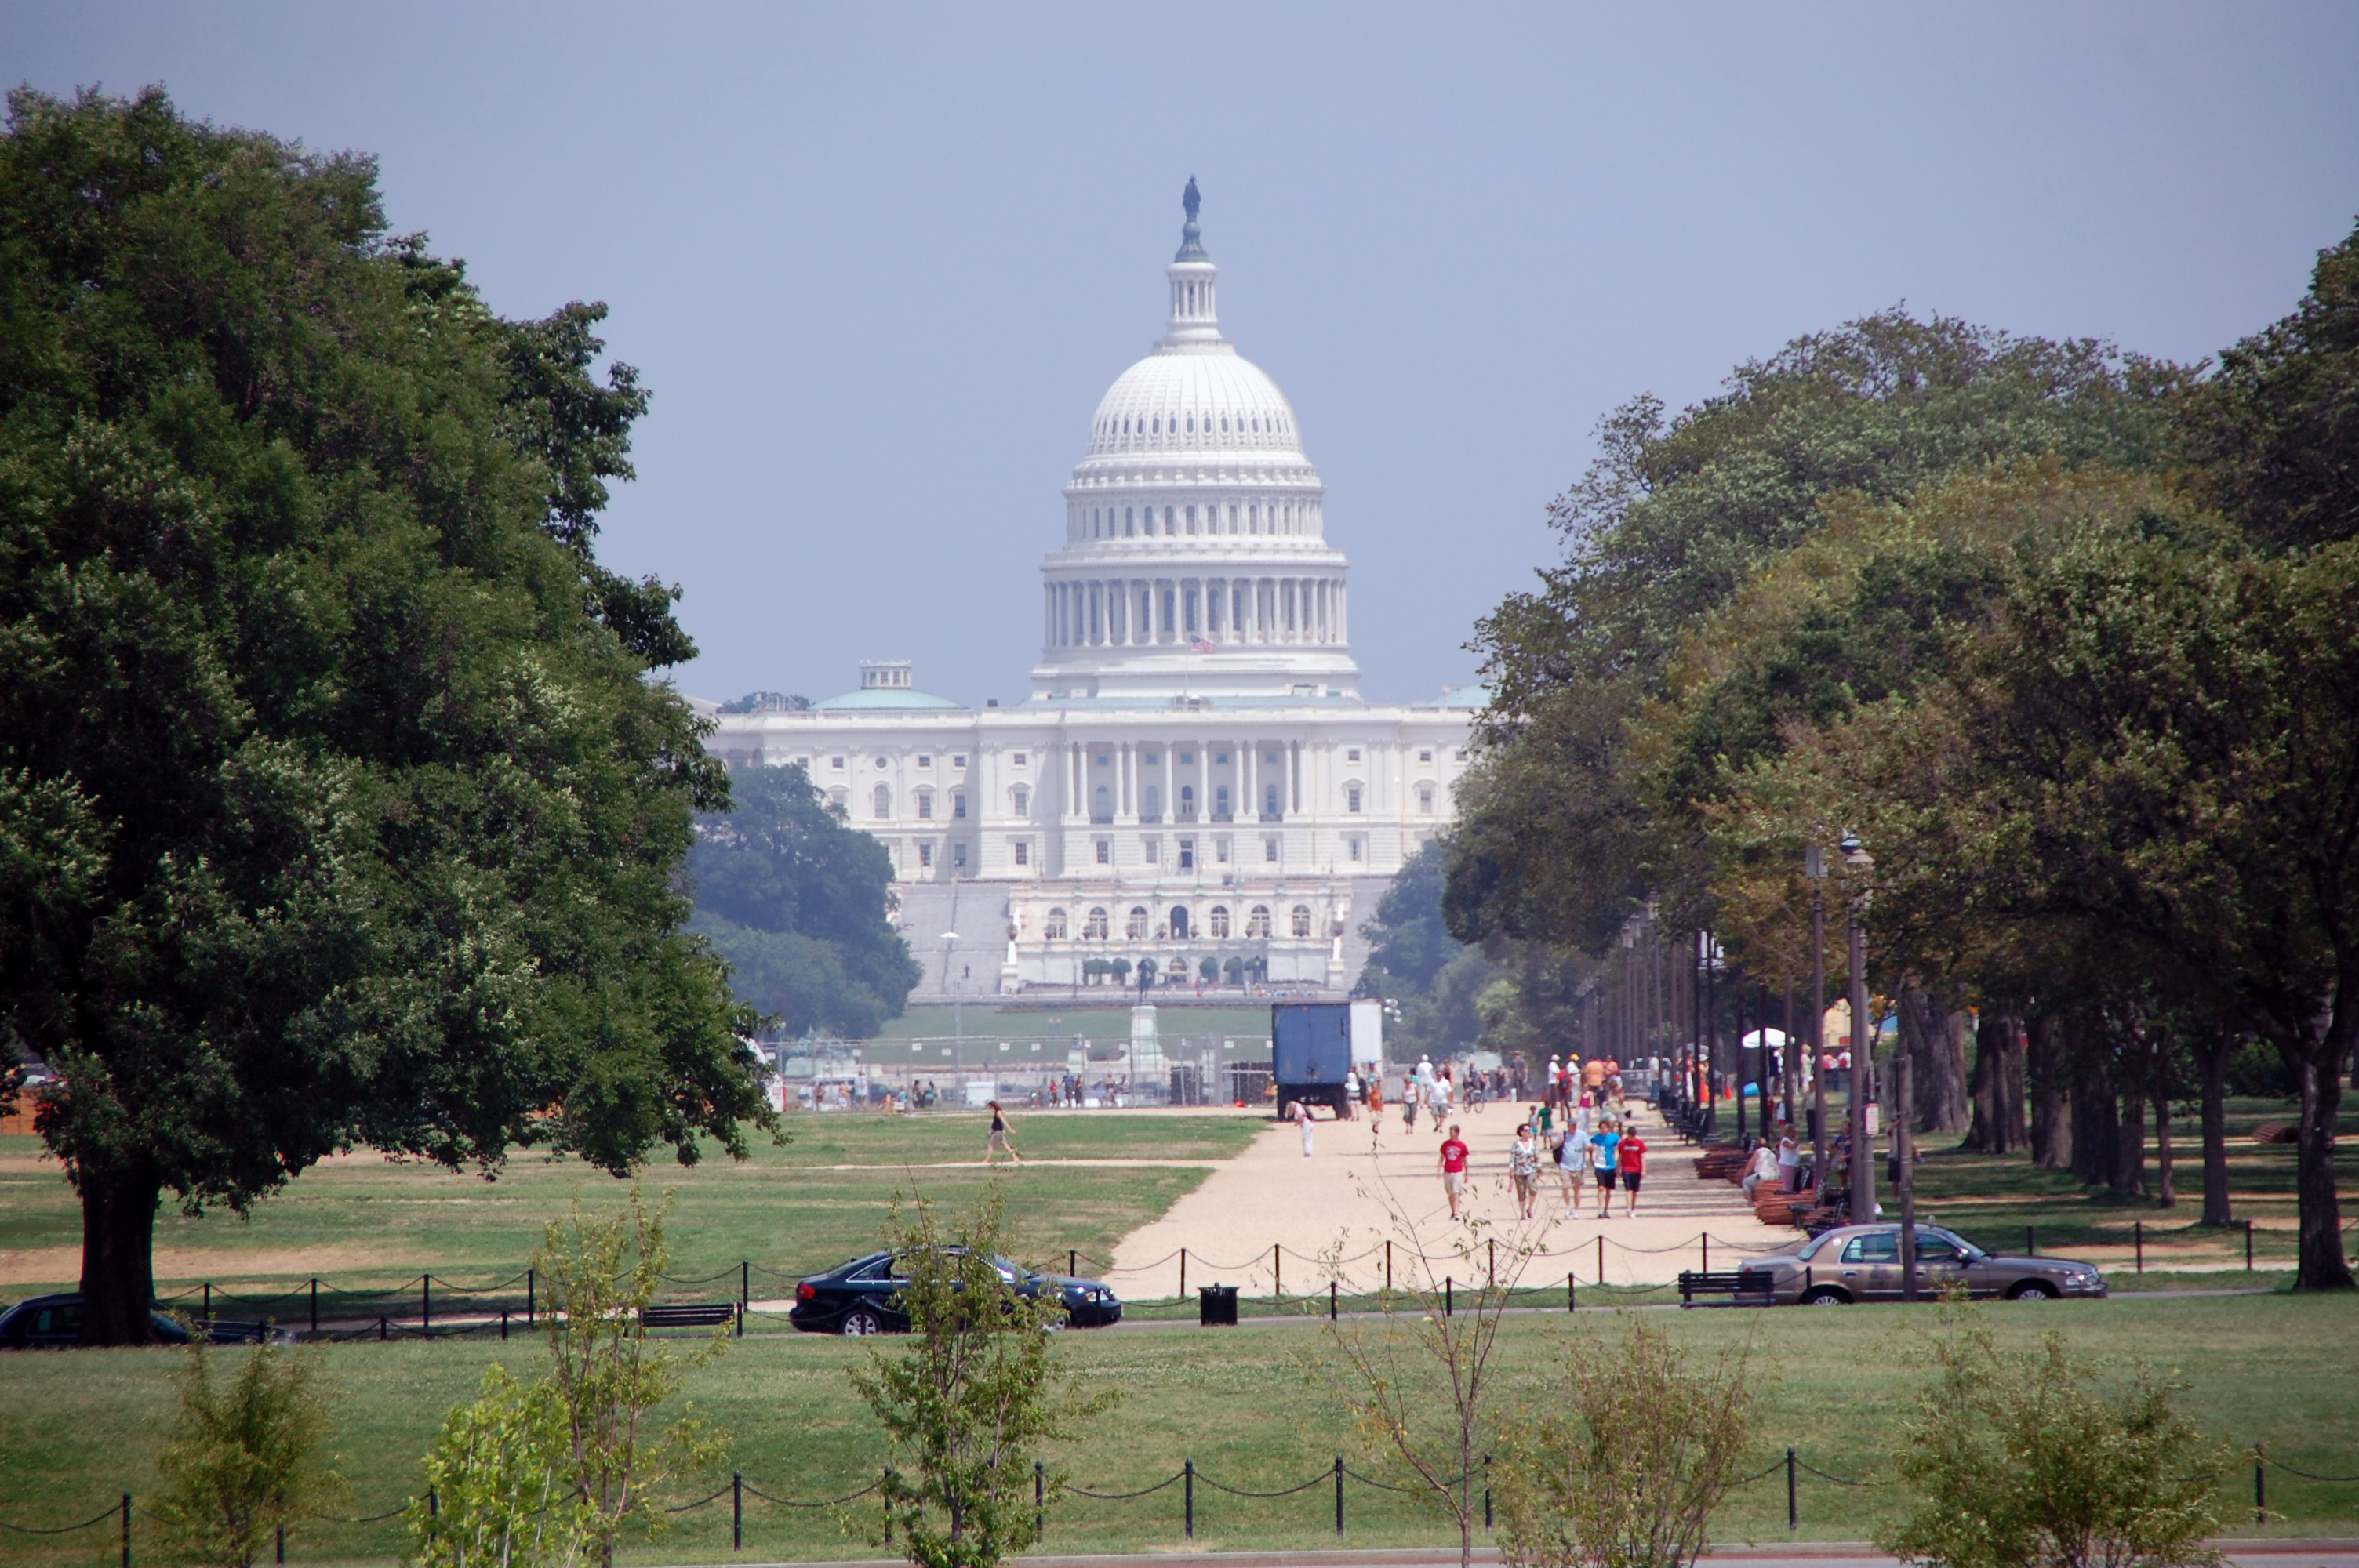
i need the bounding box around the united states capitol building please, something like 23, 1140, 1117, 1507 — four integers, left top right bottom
700, 185, 1478, 1000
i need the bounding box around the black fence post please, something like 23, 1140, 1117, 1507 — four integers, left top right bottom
1384, 1239, 1392, 1293
733, 1471, 743, 1550
122, 1493, 132, 1568
1445, 1276, 1453, 1316
1329, 1280, 1338, 1321
500, 1308, 509, 1341
427, 1488, 438, 1519
736, 1301, 744, 1338
377, 1315, 387, 1341
1334, 1454, 1344, 1536
310, 1278, 318, 1337
1034, 1461, 1045, 1539
1488, 1237, 1496, 1289
276, 1523, 285, 1564
884, 1470, 893, 1545
2026, 1225, 2035, 1257
2255, 1447, 2266, 1521
526, 1268, 535, 1326
742, 1261, 750, 1307
202, 1282, 211, 1327
1568, 1271, 1576, 1312
1069, 1248, 1078, 1276
1786, 1448, 1797, 1531
423, 1275, 431, 1330
2246, 1219, 2254, 1271
2135, 1220, 2144, 1274
1483, 1454, 1492, 1531
1183, 1459, 1194, 1540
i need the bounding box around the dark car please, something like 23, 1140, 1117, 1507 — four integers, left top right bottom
1739, 1224, 2107, 1305
0, 1292, 295, 1348
789, 1250, 1122, 1336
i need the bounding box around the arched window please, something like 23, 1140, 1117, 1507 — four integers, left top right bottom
1179, 784, 1194, 819
1085, 906, 1110, 940
1126, 906, 1150, 941
1346, 784, 1362, 814
1209, 905, 1231, 938
1012, 786, 1030, 815
1246, 905, 1272, 938
1092, 785, 1110, 822
873, 785, 891, 820
1417, 783, 1435, 814
1169, 906, 1190, 940
1044, 908, 1068, 941
1291, 904, 1314, 938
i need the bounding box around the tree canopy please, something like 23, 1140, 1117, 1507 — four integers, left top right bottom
688, 763, 922, 1039
0, 85, 771, 1343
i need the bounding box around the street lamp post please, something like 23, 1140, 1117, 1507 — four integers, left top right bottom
1805, 846, 1829, 1195
1841, 835, 1876, 1229
1703, 930, 1718, 1138
942, 931, 962, 1092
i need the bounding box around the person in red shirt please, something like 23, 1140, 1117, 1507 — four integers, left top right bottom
1437, 1123, 1471, 1219
1617, 1127, 1647, 1216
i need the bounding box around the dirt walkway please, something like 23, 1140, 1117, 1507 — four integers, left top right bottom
1106, 1101, 1792, 1296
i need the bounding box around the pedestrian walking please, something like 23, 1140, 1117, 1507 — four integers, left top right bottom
1557, 1116, 1592, 1217
1293, 1097, 1315, 1158
1510, 1123, 1540, 1218
1342, 1066, 1361, 1121
1438, 1123, 1471, 1219
985, 1102, 1020, 1164
1589, 1118, 1621, 1215
1617, 1125, 1647, 1215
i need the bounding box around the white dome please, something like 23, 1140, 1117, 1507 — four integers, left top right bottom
1086, 353, 1304, 461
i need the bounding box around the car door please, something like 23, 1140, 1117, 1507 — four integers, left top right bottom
1837, 1230, 1902, 1300
1906, 1230, 1974, 1296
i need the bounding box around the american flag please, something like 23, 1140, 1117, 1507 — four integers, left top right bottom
1189, 634, 1216, 653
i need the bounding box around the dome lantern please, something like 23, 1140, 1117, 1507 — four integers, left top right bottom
1161, 176, 1224, 350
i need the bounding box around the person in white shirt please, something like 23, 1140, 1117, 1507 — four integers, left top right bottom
1556, 1119, 1592, 1217
1742, 1138, 1781, 1200
1428, 1069, 1453, 1129
1776, 1132, 1803, 1192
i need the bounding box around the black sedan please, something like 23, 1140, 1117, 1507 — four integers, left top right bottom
789, 1250, 1122, 1336
0, 1292, 293, 1348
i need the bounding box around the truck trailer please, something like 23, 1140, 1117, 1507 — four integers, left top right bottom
1270, 1000, 1382, 1119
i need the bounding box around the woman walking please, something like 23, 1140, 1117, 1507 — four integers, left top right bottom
985, 1102, 1021, 1165
1292, 1097, 1316, 1158
1510, 1123, 1541, 1218
1589, 1118, 1621, 1216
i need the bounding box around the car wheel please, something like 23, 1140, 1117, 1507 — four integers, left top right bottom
840, 1308, 885, 1336
1803, 1287, 1851, 1306
2008, 1282, 2058, 1301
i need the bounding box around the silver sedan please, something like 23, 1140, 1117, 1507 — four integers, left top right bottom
1739, 1224, 2107, 1305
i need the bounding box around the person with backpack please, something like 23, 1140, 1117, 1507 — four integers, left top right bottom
1589, 1118, 1622, 1216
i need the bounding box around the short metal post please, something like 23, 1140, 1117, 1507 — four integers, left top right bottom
2255, 1447, 2265, 1520
736, 1301, 744, 1338
526, 1268, 535, 1326
733, 1471, 743, 1549
1384, 1239, 1392, 1292
1488, 1237, 1496, 1288
203, 1283, 211, 1326
310, 1278, 318, 1336
1598, 1234, 1605, 1283
1335, 1455, 1345, 1535
1034, 1461, 1044, 1539
122, 1494, 131, 1568
2246, 1219, 2254, 1271
500, 1308, 508, 1341
2135, 1220, 2143, 1273
276, 1523, 284, 1564
2026, 1225, 2035, 1257
1703, 1233, 1709, 1274
378, 1315, 387, 1341
1445, 1276, 1453, 1316
884, 1470, 893, 1544
1568, 1271, 1576, 1312
1787, 1448, 1797, 1530
1184, 1459, 1194, 1539
1069, 1249, 1077, 1276
423, 1275, 431, 1330
1180, 1248, 1187, 1298
1330, 1279, 1338, 1320
742, 1260, 750, 1306
428, 1488, 438, 1519
1274, 1243, 1281, 1298
1483, 1455, 1492, 1531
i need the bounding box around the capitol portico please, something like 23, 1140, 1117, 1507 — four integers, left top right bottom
701, 183, 1478, 1000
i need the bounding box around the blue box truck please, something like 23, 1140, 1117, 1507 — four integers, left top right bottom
1272, 1002, 1358, 1119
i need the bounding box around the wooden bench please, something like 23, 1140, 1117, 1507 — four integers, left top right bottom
2251, 1122, 2299, 1145
1677, 1269, 1776, 1308
1693, 1146, 1748, 1181
641, 1302, 738, 1330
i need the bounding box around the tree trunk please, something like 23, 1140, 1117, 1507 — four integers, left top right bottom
2150, 1035, 2175, 1209
2028, 1014, 2072, 1171
2071, 1047, 2115, 1186
77, 1169, 163, 1347
1967, 1012, 2024, 1153
2113, 1075, 2146, 1199
2281, 1033, 2355, 1290
2195, 1032, 2234, 1225
2001, 1021, 2029, 1154
1914, 1009, 1971, 1134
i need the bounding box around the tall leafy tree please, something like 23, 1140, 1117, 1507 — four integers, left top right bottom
0, 86, 770, 1344
688, 763, 921, 1039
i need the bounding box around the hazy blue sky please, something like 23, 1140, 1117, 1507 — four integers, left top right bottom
7, 5, 2356, 705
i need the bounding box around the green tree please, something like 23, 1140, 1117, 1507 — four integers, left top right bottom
688, 762, 921, 1037
853, 1189, 1113, 1568
0, 86, 771, 1344
1878, 1316, 2231, 1568
413, 1366, 590, 1568
153, 1341, 344, 1568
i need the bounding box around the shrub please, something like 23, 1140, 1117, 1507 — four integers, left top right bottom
152, 1341, 342, 1568
1877, 1316, 2233, 1568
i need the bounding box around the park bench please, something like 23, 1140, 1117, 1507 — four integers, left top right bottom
2251, 1121, 2299, 1145
1676, 1269, 1776, 1308
1693, 1145, 1747, 1181
641, 1302, 739, 1331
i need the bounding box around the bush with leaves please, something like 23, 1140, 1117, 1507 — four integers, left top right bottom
411, 1187, 726, 1568
1493, 1316, 1755, 1568
152, 1340, 343, 1568
853, 1188, 1114, 1568
1877, 1314, 2232, 1568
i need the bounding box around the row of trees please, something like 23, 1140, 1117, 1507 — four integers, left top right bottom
1448, 226, 2359, 1288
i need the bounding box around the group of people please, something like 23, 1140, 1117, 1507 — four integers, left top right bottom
1431, 1092, 1648, 1221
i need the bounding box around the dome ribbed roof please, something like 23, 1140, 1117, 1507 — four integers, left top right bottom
1085, 353, 1303, 460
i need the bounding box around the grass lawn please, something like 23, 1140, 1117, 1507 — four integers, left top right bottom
1, 1294, 2354, 1567
0, 1112, 1262, 1307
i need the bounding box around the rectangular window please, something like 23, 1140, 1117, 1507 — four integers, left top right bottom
1455, 750, 1469, 762
831, 757, 846, 771
953, 843, 969, 869
1215, 837, 1230, 863
1096, 839, 1111, 865
1180, 751, 1194, 764
1347, 786, 1362, 813
1179, 838, 1195, 870
918, 755, 932, 768
1013, 840, 1030, 866
1349, 837, 1364, 862
1143, 837, 1159, 863
1347, 748, 1361, 762
1012, 753, 1028, 767
1143, 750, 1159, 764
953, 793, 967, 819
1264, 837, 1280, 863
953, 754, 967, 768
918, 794, 933, 819
918, 842, 934, 867
1419, 750, 1434, 764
